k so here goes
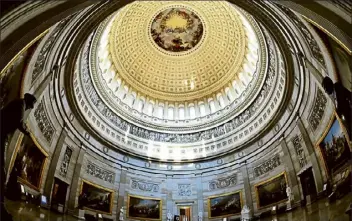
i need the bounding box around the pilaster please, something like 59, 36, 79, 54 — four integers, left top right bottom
67, 144, 86, 214
297, 117, 324, 192
241, 162, 254, 217
43, 126, 67, 204
280, 138, 301, 204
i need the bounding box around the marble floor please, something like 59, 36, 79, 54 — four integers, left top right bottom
3, 194, 352, 221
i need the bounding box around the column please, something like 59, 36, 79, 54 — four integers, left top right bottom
297, 117, 324, 192
43, 126, 67, 204
280, 138, 301, 204
240, 161, 254, 217
67, 144, 86, 214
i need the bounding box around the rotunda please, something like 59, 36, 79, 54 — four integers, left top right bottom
0, 1, 351, 221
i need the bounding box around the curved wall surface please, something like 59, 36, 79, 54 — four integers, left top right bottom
1, 1, 350, 221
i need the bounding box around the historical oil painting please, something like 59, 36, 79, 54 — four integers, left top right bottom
255, 172, 288, 208
127, 195, 161, 220
208, 191, 242, 218
78, 180, 114, 214
318, 118, 351, 173
14, 134, 47, 190
151, 7, 203, 52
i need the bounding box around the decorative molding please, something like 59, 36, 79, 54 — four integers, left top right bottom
178, 184, 191, 196
33, 99, 55, 143
292, 135, 307, 168
78, 29, 277, 144
131, 180, 159, 192
59, 146, 72, 177
254, 154, 281, 177
276, 4, 327, 69
31, 16, 72, 85
208, 175, 237, 190
308, 89, 327, 131
86, 161, 115, 183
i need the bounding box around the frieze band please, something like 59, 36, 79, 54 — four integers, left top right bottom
78, 28, 277, 144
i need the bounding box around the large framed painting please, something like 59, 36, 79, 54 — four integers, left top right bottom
255, 172, 288, 209
13, 133, 48, 190
78, 180, 114, 214
127, 195, 162, 220
317, 116, 351, 174
208, 191, 242, 219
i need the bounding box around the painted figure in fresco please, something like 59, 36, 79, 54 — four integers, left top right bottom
322, 76, 352, 137
0, 93, 36, 221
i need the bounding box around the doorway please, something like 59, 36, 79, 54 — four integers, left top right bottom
178, 206, 192, 221
51, 178, 69, 213
299, 168, 317, 205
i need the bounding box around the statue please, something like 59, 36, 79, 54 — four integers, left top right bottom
198, 211, 203, 221
286, 186, 294, 201
167, 211, 172, 221
286, 186, 294, 211
119, 207, 124, 221
241, 205, 251, 221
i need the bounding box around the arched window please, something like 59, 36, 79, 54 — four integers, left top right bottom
189, 103, 195, 119
168, 105, 174, 120
178, 105, 185, 120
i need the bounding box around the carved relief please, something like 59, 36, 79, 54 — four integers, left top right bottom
31, 16, 72, 84
254, 155, 281, 177
59, 146, 72, 177
131, 180, 159, 192
33, 100, 55, 143
86, 161, 115, 183
178, 184, 191, 196
209, 175, 237, 190
276, 4, 326, 69
308, 89, 327, 131
78, 29, 278, 144
292, 135, 307, 168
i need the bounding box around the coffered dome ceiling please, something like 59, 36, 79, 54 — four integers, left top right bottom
91, 1, 265, 130
74, 1, 287, 161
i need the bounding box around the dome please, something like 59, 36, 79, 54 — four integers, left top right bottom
1, 1, 351, 220
93, 1, 263, 130
73, 1, 285, 161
